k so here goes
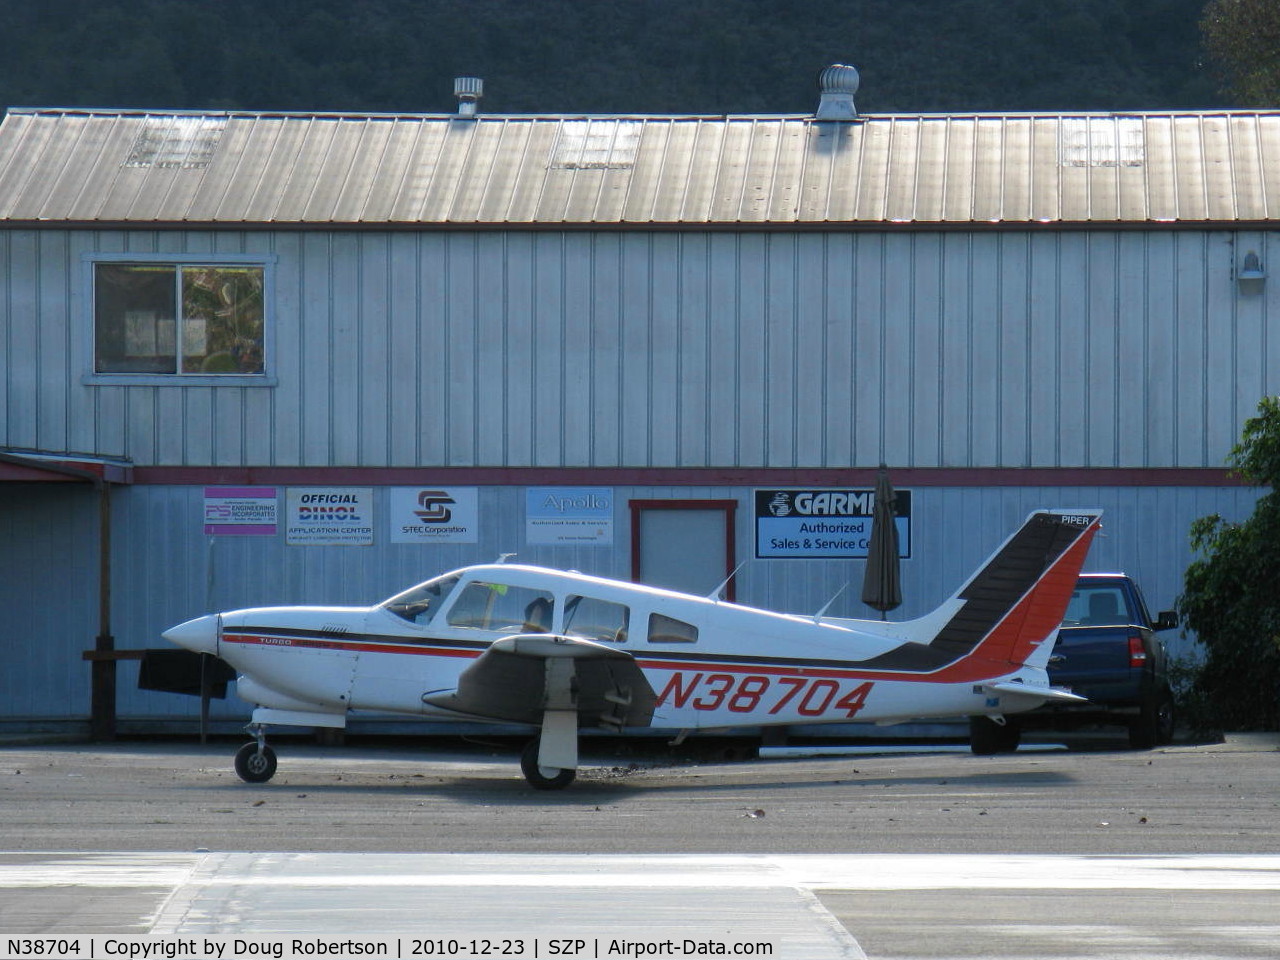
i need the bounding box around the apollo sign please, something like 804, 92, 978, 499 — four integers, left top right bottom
526, 487, 614, 545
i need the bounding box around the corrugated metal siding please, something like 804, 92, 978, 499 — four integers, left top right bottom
0, 485, 97, 721
0, 478, 1263, 724
93, 481, 1265, 722
4, 227, 1276, 471
4, 109, 1280, 226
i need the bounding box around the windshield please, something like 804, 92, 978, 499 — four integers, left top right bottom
381, 574, 461, 624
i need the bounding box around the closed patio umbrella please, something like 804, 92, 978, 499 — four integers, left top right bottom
861, 465, 902, 619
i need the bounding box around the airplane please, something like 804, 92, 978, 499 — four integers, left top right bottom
163, 508, 1101, 790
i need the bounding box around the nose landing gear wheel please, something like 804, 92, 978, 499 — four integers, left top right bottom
234, 741, 278, 783
520, 740, 576, 790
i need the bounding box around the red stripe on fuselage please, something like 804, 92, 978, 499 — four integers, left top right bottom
223, 633, 482, 660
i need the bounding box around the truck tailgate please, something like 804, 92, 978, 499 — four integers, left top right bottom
1047, 626, 1143, 701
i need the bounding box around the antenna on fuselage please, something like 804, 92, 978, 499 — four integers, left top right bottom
812, 583, 849, 623
496, 552, 517, 563
707, 560, 749, 602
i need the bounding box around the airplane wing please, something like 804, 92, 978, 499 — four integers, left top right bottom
423, 634, 658, 730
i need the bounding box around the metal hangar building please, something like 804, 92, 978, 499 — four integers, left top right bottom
0, 68, 1273, 734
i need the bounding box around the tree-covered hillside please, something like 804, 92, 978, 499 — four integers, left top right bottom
0, 0, 1226, 115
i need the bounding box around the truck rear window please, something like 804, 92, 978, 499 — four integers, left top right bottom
1063, 585, 1129, 626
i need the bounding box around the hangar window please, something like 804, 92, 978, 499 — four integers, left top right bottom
87, 255, 272, 384
446, 582, 556, 633
647, 613, 698, 644
564, 595, 630, 643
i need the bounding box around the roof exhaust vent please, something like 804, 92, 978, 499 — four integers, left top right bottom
454, 77, 484, 117
815, 64, 859, 120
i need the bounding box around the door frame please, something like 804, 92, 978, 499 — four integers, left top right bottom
628, 498, 738, 601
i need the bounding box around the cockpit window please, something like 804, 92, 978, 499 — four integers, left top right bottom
446, 581, 556, 633
382, 574, 460, 624
564, 595, 630, 643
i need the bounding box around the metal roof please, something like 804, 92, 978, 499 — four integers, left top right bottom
2, 107, 1278, 227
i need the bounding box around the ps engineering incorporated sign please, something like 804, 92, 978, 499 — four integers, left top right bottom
755, 488, 912, 559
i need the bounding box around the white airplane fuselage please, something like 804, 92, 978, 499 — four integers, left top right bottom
167, 566, 1069, 731
163, 509, 1101, 787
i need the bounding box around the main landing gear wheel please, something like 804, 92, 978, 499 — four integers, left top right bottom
969, 715, 1021, 755
520, 740, 576, 791
234, 741, 278, 783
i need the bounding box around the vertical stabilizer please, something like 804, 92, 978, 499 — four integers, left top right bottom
834, 509, 1102, 677
941, 509, 1102, 667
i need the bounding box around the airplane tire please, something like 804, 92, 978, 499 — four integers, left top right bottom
969, 715, 1021, 755
520, 741, 576, 790
234, 742, 278, 783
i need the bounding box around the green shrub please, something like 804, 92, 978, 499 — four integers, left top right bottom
1178, 396, 1280, 731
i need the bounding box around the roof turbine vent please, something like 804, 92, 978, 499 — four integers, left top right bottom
454, 77, 484, 117
815, 63, 859, 120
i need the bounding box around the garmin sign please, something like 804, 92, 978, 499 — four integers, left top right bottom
755, 488, 912, 559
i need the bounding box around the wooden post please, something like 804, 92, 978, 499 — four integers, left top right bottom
89, 480, 116, 741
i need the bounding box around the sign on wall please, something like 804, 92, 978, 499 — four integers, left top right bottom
286, 488, 374, 545
389, 487, 479, 543
203, 486, 278, 536
754, 488, 912, 559
526, 487, 614, 545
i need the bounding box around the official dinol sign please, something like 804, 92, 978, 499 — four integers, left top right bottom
755, 488, 912, 559
389, 487, 479, 543
286, 488, 374, 545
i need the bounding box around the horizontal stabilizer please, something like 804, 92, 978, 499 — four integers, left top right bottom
982, 680, 1087, 703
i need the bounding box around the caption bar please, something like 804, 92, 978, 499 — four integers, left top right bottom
2, 936, 776, 959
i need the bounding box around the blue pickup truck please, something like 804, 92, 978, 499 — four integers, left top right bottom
970, 573, 1178, 753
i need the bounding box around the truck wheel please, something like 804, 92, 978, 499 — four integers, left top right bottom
1129, 687, 1175, 749
969, 716, 1021, 755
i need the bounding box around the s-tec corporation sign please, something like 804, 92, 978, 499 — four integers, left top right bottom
754, 488, 912, 559
389, 487, 479, 543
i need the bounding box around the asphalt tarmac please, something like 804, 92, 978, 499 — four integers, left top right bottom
1, 732, 1278, 958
